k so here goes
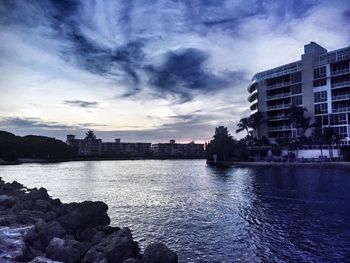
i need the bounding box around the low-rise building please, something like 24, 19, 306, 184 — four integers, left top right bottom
151, 140, 205, 158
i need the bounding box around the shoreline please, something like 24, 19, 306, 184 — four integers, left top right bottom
206, 160, 350, 169
0, 178, 178, 262
0, 157, 206, 166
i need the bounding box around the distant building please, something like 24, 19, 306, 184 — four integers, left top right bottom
67, 134, 151, 157
151, 140, 205, 158
248, 42, 350, 142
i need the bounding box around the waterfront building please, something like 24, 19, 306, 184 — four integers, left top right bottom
248, 42, 350, 142
66, 134, 102, 156
151, 140, 205, 158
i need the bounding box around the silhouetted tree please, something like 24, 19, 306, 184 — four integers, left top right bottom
84, 130, 97, 140
236, 117, 250, 135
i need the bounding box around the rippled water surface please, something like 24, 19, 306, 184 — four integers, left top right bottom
1, 160, 350, 262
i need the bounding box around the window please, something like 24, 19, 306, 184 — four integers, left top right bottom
333, 126, 347, 138
315, 103, 328, 114
291, 84, 302, 94
291, 72, 302, 83
313, 66, 326, 79
330, 114, 347, 125
291, 95, 302, 106
313, 79, 327, 87
314, 91, 327, 103
316, 115, 329, 126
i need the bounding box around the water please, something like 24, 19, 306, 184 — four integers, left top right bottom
1, 160, 350, 262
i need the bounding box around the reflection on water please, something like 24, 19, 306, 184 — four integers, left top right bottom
1, 160, 350, 262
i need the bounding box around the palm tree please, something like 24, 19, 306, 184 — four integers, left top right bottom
84, 130, 97, 141
236, 117, 250, 135
289, 105, 315, 137
249, 112, 264, 139
312, 126, 324, 158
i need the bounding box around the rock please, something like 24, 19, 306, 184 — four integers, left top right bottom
78, 227, 99, 242
25, 220, 66, 250
11, 181, 24, 190
0, 225, 33, 261
29, 256, 63, 263
35, 200, 52, 213
125, 259, 142, 263
27, 188, 50, 201
44, 211, 57, 222
0, 194, 16, 209
45, 237, 88, 263
143, 243, 177, 263
82, 227, 138, 263
57, 201, 110, 232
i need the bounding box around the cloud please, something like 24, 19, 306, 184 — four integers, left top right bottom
64, 100, 100, 108
0, 117, 78, 130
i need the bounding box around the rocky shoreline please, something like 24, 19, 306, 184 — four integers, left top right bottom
0, 178, 177, 263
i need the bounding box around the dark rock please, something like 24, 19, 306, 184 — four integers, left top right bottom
44, 211, 57, 222
45, 237, 88, 263
35, 200, 52, 213
143, 243, 178, 263
11, 181, 24, 190
82, 227, 138, 263
25, 220, 66, 250
78, 227, 99, 242
27, 188, 50, 201
91, 231, 107, 245
97, 225, 121, 235
0, 194, 17, 209
57, 201, 110, 232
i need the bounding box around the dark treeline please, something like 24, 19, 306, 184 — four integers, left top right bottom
0, 131, 76, 161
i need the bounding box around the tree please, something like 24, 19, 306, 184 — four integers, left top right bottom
207, 126, 236, 161
289, 105, 315, 137
249, 112, 264, 139
312, 126, 325, 157
236, 117, 250, 135
84, 130, 97, 141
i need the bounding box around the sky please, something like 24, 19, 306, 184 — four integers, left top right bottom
0, 0, 350, 143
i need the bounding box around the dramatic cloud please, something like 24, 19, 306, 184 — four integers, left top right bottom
0, 0, 349, 141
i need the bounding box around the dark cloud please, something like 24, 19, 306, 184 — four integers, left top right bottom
64, 100, 99, 108
147, 48, 247, 102
0, 117, 77, 130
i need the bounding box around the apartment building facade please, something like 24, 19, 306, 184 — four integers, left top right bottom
248, 42, 350, 142
151, 140, 205, 158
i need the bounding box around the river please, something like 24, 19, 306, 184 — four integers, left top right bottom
1, 160, 349, 262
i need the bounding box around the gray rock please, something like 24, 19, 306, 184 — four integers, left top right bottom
29, 256, 63, 263
0, 194, 16, 209
35, 200, 52, 213
45, 237, 88, 263
25, 220, 66, 250
82, 227, 138, 263
143, 243, 177, 263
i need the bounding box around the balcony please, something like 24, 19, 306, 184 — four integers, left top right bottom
266, 92, 292, 101
331, 68, 350, 76
266, 81, 292, 90
332, 94, 350, 101
248, 91, 258, 102
268, 125, 292, 131
266, 103, 291, 111
333, 107, 350, 113
332, 80, 350, 89
247, 82, 257, 93
268, 114, 289, 121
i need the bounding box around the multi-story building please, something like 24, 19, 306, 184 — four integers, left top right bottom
151, 140, 205, 158
248, 42, 350, 142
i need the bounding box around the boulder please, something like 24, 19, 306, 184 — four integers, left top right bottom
57, 201, 110, 232
45, 237, 88, 263
27, 188, 50, 201
143, 243, 177, 263
25, 220, 66, 250
35, 200, 52, 213
0, 194, 16, 209
82, 227, 138, 263
29, 256, 63, 263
